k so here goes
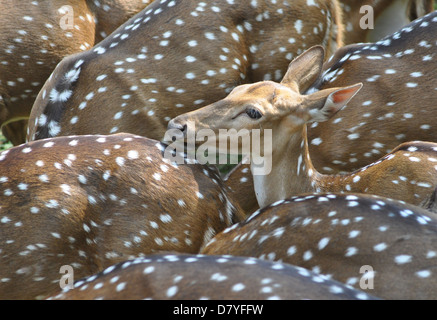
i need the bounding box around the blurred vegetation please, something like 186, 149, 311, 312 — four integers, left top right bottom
0, 133, 12, 151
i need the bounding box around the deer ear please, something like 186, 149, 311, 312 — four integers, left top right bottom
281, 46, 325, 93
305, 83, 363, 122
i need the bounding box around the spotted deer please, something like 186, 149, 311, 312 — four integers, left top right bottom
340, 0, 433, 44
201, 193, 437, 300
27, 0, 344, 143
47, 254, 378, 300
0, 0, 153, 145
168, 45, 437, 212
0, 133, 244, 300
307, 10, 437, 174
216, 10, 437, 214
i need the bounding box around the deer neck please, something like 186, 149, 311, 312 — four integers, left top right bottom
251, 125, 324, 208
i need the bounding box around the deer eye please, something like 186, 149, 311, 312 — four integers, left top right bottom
245, 108, 262, 119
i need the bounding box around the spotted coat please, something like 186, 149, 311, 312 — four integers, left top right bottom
27, 0, 343, 142
0, 133, 244, 299
47, 254, 378, 300
202, 193, 437, 300
0, 0, 153, 145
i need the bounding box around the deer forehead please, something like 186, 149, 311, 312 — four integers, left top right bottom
226, 82, 301, 108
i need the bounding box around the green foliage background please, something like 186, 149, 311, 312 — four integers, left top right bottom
0, 134, 12, 151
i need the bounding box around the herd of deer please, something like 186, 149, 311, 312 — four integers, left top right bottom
0, 0, 436, 300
